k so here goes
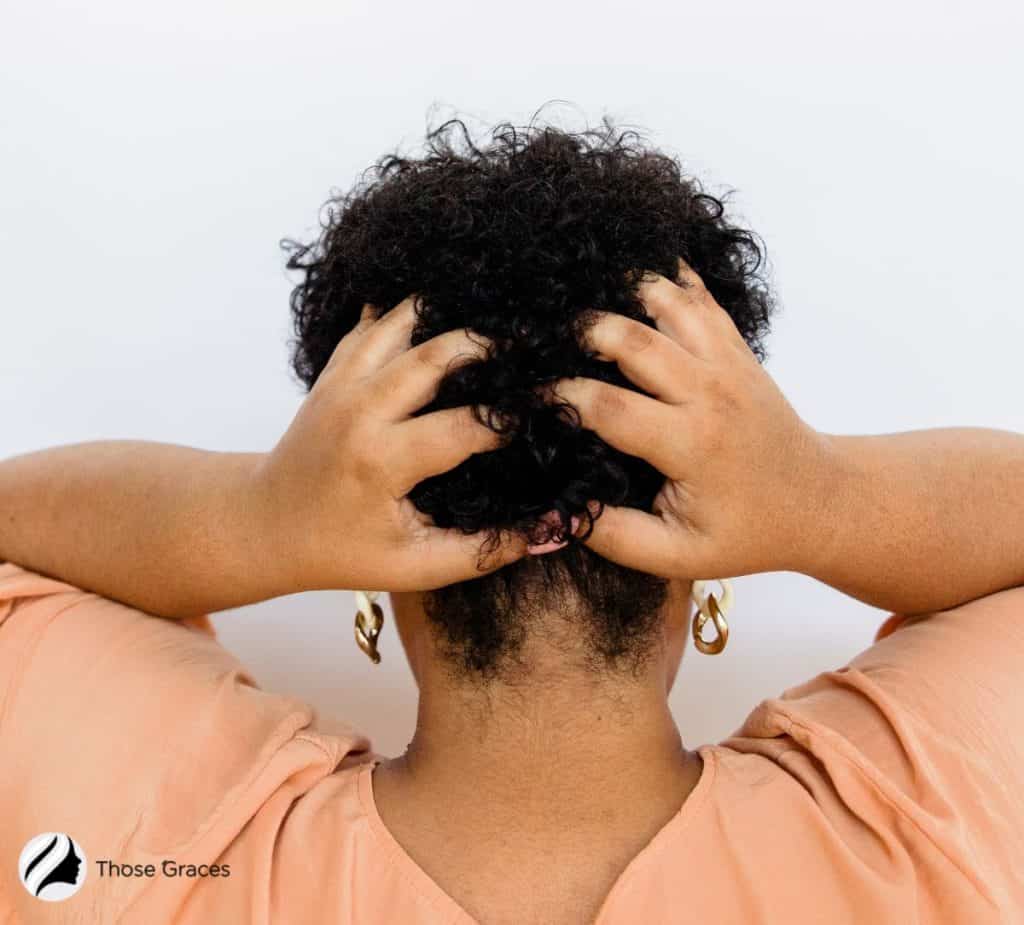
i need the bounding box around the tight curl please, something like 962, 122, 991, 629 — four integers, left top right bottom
283, 113, 776, 683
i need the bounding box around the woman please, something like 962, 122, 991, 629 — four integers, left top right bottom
1, 119, 1022, 924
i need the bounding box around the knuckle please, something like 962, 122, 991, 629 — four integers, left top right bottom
623, 318, 657, 352
416, 338, 449, 369
350, 443, 379, 484
676, 264, 708, 295
592, 382, 627, 420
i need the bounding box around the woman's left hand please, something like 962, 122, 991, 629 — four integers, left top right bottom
256, 296, 530, 592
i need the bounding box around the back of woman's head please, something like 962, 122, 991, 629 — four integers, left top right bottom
284, 113, 775, 683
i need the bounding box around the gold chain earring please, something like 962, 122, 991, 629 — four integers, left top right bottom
354, 590, 384, 664
690, 579, 734, 655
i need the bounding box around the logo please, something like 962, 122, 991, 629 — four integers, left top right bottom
18, 833, 88, 902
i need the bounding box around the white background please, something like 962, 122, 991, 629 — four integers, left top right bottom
2, 0, 1022, 756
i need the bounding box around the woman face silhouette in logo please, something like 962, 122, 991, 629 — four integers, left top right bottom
22, 833, 84, 898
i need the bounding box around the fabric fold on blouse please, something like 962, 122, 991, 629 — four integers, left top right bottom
1, 561, 1021, 924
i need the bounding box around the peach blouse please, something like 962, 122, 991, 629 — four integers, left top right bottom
1, 561, 1022, 923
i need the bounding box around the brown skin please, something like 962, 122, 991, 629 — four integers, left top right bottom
2, 260, 1021, 619
375, 580, 700, 925
0, 300, 532, 617
2, 259, 1024, 922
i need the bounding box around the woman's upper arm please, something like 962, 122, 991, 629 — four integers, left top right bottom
847, 585, 1024, 779
747, 586, 1024, 900
0, 563, 317, 862
0, 561, 378, 921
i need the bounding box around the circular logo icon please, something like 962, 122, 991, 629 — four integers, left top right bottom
18, 833, 88, 902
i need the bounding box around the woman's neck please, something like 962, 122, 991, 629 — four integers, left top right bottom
377, 650, 699, 835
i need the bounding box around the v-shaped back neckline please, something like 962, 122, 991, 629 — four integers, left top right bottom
356, 744, 720, 924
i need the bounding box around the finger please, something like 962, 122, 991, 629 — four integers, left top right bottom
539, 377, 683, 477
373, 328, 492, 420
631, 262, 745, 361
671, 257, 748, 350
342, 294, 421, 380
629, 270, 717, 361
578, 504, 687, 577
401, 524, 530, 589
578, 312, 699, 404
320, 302, 384, 378
390, 406, 505, 496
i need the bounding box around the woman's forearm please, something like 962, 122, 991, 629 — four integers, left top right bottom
0, 441, 297, 618
803, 428, 1024, 615
5, 426, 1022, 622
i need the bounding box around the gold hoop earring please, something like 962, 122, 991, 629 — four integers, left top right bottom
690, 578, 733, 655
354, 590, 384, 664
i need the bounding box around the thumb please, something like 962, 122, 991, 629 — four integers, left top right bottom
410, 525, 530, 590
579, 503, 688, 578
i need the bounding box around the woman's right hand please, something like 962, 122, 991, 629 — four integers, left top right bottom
540, 258, 839, 581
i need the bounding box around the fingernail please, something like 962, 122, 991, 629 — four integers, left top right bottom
527, 538, 568, 556
527, 509, 572, 555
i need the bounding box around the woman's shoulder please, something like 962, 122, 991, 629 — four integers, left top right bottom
710, 594, 1024, 916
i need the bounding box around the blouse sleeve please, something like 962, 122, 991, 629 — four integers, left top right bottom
730, 584, 1024, 910
0, 561, 370, 920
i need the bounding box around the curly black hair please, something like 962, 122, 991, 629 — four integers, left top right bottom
283, 111, 775, 683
